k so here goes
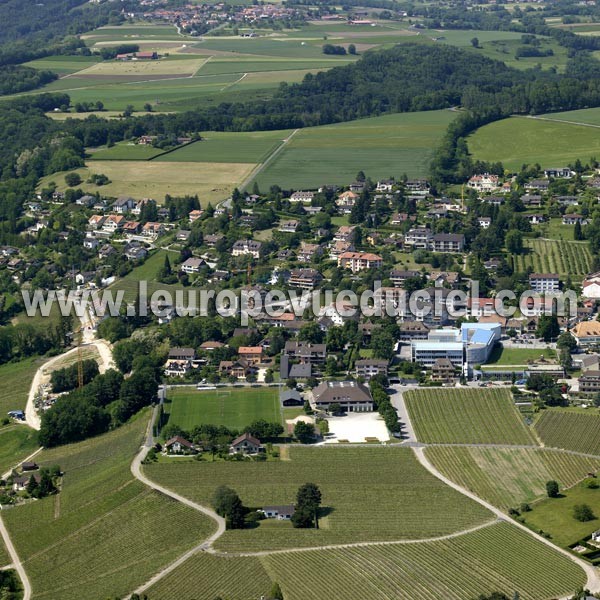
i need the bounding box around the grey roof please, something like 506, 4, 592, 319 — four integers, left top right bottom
313, 381, 372, 405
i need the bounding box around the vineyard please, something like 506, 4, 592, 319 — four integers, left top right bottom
511, 239, 592, 278
535, 411, 600, 456
261, 522, 585, 600
404, 388, 537, 445
425, 447, 600, 509
2, 411, 216, 600
147, 554, 273, 600
143, 446, 492, 552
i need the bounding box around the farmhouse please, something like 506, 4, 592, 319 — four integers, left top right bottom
164, 436, 197, 455
229, 433, 262, 454
259, 505, 295, 520
312, 380, 374, 412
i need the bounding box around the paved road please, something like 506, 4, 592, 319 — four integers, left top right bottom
0, 512, 31, 600
413, 446, 600, 597
388, 385, 418, 444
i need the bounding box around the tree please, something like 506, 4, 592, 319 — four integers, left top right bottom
536, 315, 560, 342
557, 332, 577, 352
505, 230, 523, 254
370, 328, 395, 360
328, 402, 342, 415
295, 482, 322, 528
212, 486, 246, 529
268, 582, 284, 600
574, 220, 583, 240
471, 37, 480, 48
546, 480, 559, 498
348, 43, 357, 55
294, 421, 315, 444
573, 503, 595, 522
64, 172, 81, 187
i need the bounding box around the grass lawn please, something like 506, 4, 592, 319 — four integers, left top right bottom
543, 217, 575, 241
535, 410, 600, 456
0, 357, 42, 415
540, 106, 600, 126
37, 160, 256, 204
2, 411, 216, 600
24, 55, 103, 74
405, 388, 538, 445
0, 426, 39, 476
468, 116, 600, 171
154, 130, 291, 164
511, 238, 592, 279
165, 387, 282, 432
486, 345, 556, 366
261, 522, 584, 600
253, 111, 456, 189
523, 481, 600, 547
144, 446, 493, 552
426, 446, 600, 510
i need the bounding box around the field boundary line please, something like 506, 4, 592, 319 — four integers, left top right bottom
519, 114, 600, 129
240, 128, 300, 191
413, 446, 600, 596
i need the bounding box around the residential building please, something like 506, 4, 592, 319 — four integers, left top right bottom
297, 242, 322, 263
431, 358, 457, 382
390, 269, 420, 287
164, 436, 197, 455
181, 257, 205, 274
573, 321, 600, 347
545, 167, 573, 179
229, 433, 262, 454
467, 174, 500, 192
478, 217, 491, 229
312, 380, 374, 412
232, 239, 263, 258
355, 359, 388, 380
336, 191, 359, 213
142, 222, 165, 239
529, 273, 560, 294
430, 233, 465, 253
337, 251, 383, 273
112, 196, 135, 214
404, 227, 431, 249
283, 341, 326, 364
289, 191, 314, 203
289, 268, 322, 290
238, 346, 263, 365
259, 505, 295, 520
376, 179, 394, 192
405, 179, 430, 195
579, 371, 600, 394
102, 214, 126, 233
278, 220, 300, 233
583, 272, 600, 299
562, 214, 587, 225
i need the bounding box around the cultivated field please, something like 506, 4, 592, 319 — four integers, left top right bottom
512, 239, 593, 278
2, 412, 216, 600
89, 141, 167, 161
154, 130, 292, 164
0, 426, 39, 477
146, 553, 273, 600
404, 388, 538, 445
535, 411, 600, 456
540, 106, 600, 126
261, 522, 585, 600
37, 160, 256, 204
144, 446, 493, 552
165, 387, 282, 431
79, 57, 207, 77
253, 111, 456, 188
24, 55, 103, 74
0, 357, 42, 415
425, 446, 600, 509
468, 116, 600, 170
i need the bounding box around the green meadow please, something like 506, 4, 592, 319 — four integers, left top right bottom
468, 116, 600, 170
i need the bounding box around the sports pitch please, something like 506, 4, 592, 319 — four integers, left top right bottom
165, 386, 282, 431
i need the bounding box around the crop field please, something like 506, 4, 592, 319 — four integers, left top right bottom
0, 426, 39, 477
78, 57, 206, 78
2, 412, 216, 600
195, 57, 353, 76
535, 411, 600, 456
404, 388, 537, 445
164, 387, 282, 431
146, 553, 273, 600
144, 446, 493, 552
0, 357, 41, 415
468, 116, 600, 170
24, 55, 103, 74
425, 447, 600, 509
89, 141, 167, 161
512, 239, 592, 278
154, 130, 292, 164
253, 111, 456, 189
261, 522, 585, 600
81, 24, 188, 46
37, 160, 256, 204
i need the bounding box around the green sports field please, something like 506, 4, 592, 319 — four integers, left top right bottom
468, 116, 600, 171
405, 388, 538, 445
253, 110, 456, 188
165, 386, 282, 431
486, 346, 556, 366
144, 446, 493, 552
